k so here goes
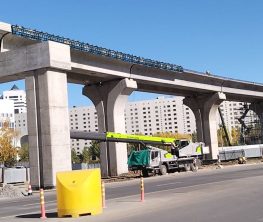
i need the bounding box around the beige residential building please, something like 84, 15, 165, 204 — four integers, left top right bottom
13, 95, 258, 154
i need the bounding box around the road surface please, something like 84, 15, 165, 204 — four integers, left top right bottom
0, 163, 263, 221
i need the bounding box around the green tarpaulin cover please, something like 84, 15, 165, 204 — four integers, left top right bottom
128, 149, 150, 167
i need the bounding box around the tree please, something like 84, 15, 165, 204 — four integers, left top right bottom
18, 143, 29, 162
71, 149, 81, 164
153, 132, 191, 140
152, 132, 191, 151
217, 126, 230, 147
88, 141, 100, 163
231, 127, 240, 145
82, 147, 90, 163
0, 122, 18, 167
191, 131, 198, 142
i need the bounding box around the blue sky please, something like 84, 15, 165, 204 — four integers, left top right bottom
1, 0, 263, 107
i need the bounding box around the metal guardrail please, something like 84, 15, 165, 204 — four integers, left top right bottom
219, 144, 263, 161
219, 150, 245, 161
0, 167, 30, 184
11, 25, 184, 73
72, 163, 100, 170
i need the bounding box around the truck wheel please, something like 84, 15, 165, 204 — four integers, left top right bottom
142, 169, 149, 177
159, 165, 167, 175
184, 163, 191, 172
190, 163, 197, 172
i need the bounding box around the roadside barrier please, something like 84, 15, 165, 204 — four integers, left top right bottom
28, 182, 32, 196
40, 189, 47, 219
102, 181, 106, 208
140, 177, 144, 202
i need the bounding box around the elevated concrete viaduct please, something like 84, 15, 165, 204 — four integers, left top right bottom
1, 22, 263, 188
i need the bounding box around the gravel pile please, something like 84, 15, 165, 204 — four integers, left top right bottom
0, 184, 24, 198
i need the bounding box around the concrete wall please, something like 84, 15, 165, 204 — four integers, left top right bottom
0, 168, 30, 184
219, 144, 263, 160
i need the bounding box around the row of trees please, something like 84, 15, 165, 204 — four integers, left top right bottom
0, 122, 29, 167
71, 141, 100, 164
0, 122, 18, 167
217, 125, 262, 146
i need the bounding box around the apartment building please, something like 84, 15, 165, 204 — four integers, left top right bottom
68, 96, 196, 154
124, 96, 195, 135
218, 101, 257, 130
2, 85, 26, 114
11, 92, 257, 154
0, 99, 15, 129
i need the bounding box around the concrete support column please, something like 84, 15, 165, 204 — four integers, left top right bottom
183, 99, 204, 142
82, 84, 108, 177
83, 78, 137, 177
184, 92, 226, 159
26, 68, 71, 189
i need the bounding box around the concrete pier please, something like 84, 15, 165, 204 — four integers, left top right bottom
184, 92, 226, 159
83, 78, 137, 176
26, 69, 71, 188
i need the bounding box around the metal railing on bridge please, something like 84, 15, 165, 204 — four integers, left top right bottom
11, 25, 183, 73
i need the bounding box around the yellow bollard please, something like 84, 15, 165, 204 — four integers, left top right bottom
56, 169, 102, 218
101, 181, 106, 208
40, 189, 47, 219
140, 177, 144, 202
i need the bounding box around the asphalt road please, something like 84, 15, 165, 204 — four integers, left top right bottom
0, 163, 263, 221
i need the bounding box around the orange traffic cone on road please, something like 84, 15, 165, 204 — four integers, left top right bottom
140, 177, 144, 202
101, 181, 106, 208
28, 183, 33, 196
40, 189, 47, 219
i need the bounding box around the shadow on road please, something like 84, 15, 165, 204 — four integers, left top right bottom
16, 212, 58, 218
116, 200, 141, 203
16, 212, 92, 218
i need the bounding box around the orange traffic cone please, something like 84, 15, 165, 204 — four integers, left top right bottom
140, 177, 144, 202
28, 183, 33, 196
40, 189, 47, 219
101, 181, 106, 208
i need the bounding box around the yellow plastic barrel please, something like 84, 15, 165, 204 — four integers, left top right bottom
56, 169, 102, 218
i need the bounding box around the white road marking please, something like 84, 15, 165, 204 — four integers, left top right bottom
21, 200, 56, 207
156, 182, 183, 187
108, 178, 244, 201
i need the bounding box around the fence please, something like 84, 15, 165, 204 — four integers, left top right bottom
0, 167, 30, 184
72, 163, 101, 170
0, 163, 100, 184
219, 144, 263, 161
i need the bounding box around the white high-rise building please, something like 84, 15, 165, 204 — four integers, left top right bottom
217, 101, 257, 132
69, 96, 195, 154
10, 91, 259, 154
14, 112, 28, 137
0, 99, 15, 129
3, 85, 27, 114
125, 96, 195, 135
69, 106, 98, 154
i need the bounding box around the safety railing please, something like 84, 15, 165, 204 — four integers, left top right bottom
11, 25, 183, 73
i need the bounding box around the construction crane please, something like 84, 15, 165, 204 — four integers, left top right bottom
70, 131, 176, 146
70, 130, 208, 177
